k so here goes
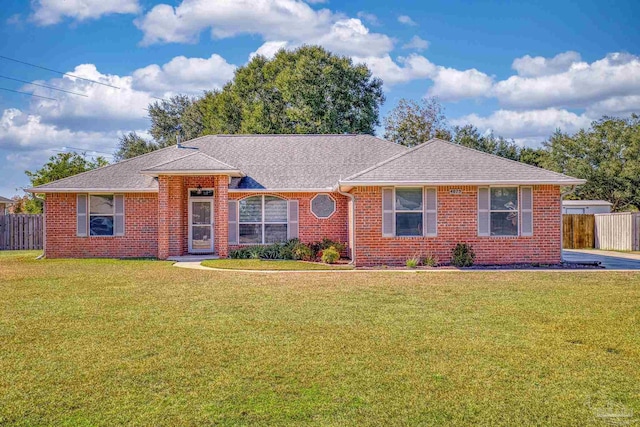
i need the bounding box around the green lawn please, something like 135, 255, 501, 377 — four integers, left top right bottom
201, 259, 353, 270
1, 250, 639, 426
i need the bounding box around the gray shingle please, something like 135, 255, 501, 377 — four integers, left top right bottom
141, 151, 240, 174
0, 196, 13, 203
341, 138, 585, 185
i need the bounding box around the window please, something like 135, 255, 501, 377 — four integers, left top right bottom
311, 194, 336, 218
77, 194, 124, 237
478, 187, 519, 236
395, 188, 423, 236
90, 195, 115, 236
382, 187, 437, 237
238, 195, 288, 244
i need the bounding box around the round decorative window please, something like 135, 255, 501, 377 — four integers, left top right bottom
311, 194, 336, 218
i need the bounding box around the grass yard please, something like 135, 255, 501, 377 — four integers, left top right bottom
1, 250, 639, 426
201, 259, 353, 270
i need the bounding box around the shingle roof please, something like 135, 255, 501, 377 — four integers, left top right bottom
30, 134, 407, 191
0, 196, 12, 203
140, 151, 242, 175
340, 138, 585, 186
29, 135, 585, 192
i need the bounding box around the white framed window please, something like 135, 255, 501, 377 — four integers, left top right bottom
478, 187, 532, 237
382, 187, 437, 237
238, 195, 288, 244
310, 194, 336, 218
77, 194, 124, 237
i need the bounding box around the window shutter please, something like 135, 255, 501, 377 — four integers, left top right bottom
382, 188, 394, 237
228, 200, 238, 244
478, 187, 490, 236
114, 195, 125, 236
521, 187, 533, 236
287, 200, 299, 239
77, 194, 87, 237
424, 188, 437, 236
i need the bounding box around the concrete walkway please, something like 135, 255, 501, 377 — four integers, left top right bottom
563, 249, 640, 270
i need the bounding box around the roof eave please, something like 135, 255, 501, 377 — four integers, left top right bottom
339, 179, 587, 188
25, 188, 159, 194
139, 170, 245, 177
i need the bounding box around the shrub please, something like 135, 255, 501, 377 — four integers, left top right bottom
321, 246, 340, 264
310, 239, 346, 259
451, 243, 475, 267
292, 243, 313, 261
248, 246, 263, 259
423, 253, 439, 267
406, 257, 419, 268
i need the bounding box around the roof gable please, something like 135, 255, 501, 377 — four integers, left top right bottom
341, 138, 585, 186
140, 151, 242, 176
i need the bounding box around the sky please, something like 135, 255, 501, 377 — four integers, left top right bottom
0, 0, 638, 198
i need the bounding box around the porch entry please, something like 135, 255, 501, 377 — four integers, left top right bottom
188, 189, 214, 253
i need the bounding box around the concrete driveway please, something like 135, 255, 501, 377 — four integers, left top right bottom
563, 249, 640, 270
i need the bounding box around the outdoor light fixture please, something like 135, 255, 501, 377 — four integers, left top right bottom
196, 184, 203, 195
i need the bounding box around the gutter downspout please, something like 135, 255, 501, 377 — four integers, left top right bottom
337, 186, 356, 266
560, 185, 577, 262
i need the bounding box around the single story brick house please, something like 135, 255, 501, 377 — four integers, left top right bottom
28, 135, 584, 266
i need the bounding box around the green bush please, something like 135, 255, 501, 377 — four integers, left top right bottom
406, 257, 419, 268
292, 243, 313, 261
451, 243, 475, 267
321, 246, 340, 264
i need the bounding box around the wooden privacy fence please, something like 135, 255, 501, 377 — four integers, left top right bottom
0, 214, 44, 250
595, 212, 640, 251
563, 214, 595, 249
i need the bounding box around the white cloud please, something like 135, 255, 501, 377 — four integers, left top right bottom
249, 41, 290, 60
21, 54, 238, 132
452, 108, 591, 144
402, 35, 429, 51
585, 95, 640, 118
132, 54, 236, 94
134, 0, 393, 57
356, 11, 379, 26
31, 0, 140, 25
0, 108, 117, 151
512, 51, 581, 77
352, 54, 436, 86
494, 52, 640, 109
397, 15, 416, 26
428, 67, 493, 101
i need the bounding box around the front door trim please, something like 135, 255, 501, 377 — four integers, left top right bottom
188, 188, 214, 253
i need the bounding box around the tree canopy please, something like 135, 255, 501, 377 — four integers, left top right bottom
23, 152, 108, 213
541, 115, 640, 211
383, 98, 450, 147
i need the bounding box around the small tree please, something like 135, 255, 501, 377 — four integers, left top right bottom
383, 97, 449, 147
24, 152, 108, 213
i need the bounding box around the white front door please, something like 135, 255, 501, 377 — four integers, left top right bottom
189, 198, 214, 253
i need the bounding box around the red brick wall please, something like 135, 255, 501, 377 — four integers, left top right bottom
351, 185, 561, 266
44, 192, 158, 258
228, 192, 349, 249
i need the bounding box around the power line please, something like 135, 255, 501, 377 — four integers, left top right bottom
0, 87, 57, 101
0, 55, 121, 89
63, 146, 115, 156
0, 74, 88, 97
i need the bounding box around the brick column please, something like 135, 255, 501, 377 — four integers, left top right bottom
158, 176, 170, 259
214, 175, 229, 257
158, 175, 184, 259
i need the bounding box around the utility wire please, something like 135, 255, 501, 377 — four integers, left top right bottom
0, 55, 121, 89
0, 74, 88, 97
0, 86, 57, 101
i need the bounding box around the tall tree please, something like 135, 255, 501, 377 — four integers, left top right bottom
114, 132, 158, 161
383, 97, 449, 147
148, 95, 203, 147
542, 114, 640, 211
24, 152, 108, 213
199, 45, 384, 135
